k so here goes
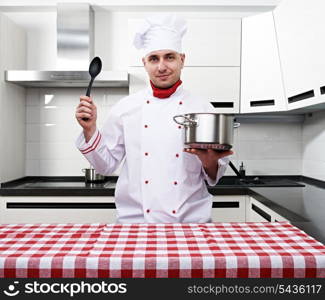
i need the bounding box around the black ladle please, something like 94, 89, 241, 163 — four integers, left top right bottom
82, 56, 102, 121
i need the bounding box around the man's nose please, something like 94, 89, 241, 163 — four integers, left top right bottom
157, 59, 167, 72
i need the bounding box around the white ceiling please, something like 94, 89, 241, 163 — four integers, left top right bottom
0, 0, 282, 12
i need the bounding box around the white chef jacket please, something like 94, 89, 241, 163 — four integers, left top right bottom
76, 84, 230, 223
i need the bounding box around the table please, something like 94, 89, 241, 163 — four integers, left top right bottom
0, 222, 324, 278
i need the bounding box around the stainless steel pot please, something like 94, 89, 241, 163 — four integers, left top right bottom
82, 168, 106, 183
173, 113, 240, 150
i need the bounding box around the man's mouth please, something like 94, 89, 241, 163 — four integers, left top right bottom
157, 74, 170, 79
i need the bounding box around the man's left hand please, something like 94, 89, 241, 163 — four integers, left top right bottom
183, 148, 233, 181
183, 148, 233, 168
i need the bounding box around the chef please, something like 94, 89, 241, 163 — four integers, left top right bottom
75, 14, 233, 223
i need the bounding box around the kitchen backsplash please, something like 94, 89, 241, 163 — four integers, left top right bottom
25, 87, 303, 177
231, 121, 302, 176
25, 87, 128, 176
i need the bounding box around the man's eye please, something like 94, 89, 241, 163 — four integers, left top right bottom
167, 56, 175, 60
149, 57, 158, 62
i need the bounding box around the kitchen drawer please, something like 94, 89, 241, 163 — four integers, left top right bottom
211, 195, 247, 222
1, 196, 116, 224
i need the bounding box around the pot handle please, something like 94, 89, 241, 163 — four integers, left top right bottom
173, 115, 197, 126
234, 122, 240, 128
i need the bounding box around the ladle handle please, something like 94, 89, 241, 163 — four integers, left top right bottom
82, 78, 94, 121
86, 77, 94, 97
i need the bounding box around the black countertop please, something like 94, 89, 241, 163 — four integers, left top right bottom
0, 175, 304, 196
0, 176, 118, 196
1, 175, 324, 244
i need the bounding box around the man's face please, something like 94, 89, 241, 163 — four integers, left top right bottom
142, 50, 185, 89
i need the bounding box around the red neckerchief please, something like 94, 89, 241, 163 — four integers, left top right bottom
150, 79, 182, 99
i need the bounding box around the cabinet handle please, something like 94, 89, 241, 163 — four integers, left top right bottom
250, 99, 275, 107
320, 86, 325, 95
6, 202, 116, 209
288, 90, 314, 103
213, 201, 239, 208
251, 203, 271, 221
210, 102, 234, 108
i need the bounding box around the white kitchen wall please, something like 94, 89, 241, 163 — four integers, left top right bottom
302, 110, 325, 181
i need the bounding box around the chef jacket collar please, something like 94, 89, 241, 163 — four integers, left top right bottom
146, 81, 183, 100
150, 79, 182, 99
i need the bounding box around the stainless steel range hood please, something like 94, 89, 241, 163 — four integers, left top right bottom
5, 3, 129, 88
5, 70, 129, 87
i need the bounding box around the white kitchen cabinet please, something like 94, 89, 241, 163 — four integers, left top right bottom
0, 196, 5, 224
246, 196, 289, 223
247, 197, 271, 222
211, 195, 247, 222
0, 13, 26, 183
248, 207, 269, 222
182, 18, 241, 67
1, 196, 116, 224
272, 210, 289, 222
182, 67, 240, 113
128, 67, 149, 94
273, 0, 325, 110
0, 14, 7, 78
241, 11, 287, 113
128, 18, 241, 67
128, 66, 240, 113
1, 195, 290, 224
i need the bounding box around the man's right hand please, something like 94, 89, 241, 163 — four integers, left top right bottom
75, 96, 97, 142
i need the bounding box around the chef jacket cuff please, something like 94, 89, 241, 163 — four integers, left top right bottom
75, 128, 102, 155
202, 156, 230, 186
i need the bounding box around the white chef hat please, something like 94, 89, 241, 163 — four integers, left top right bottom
133, 14, 187, 57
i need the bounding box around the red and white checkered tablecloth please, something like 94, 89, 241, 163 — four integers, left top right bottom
0, 222, 324, 278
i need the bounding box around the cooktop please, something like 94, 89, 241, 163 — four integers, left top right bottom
14, 181, 115, 189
